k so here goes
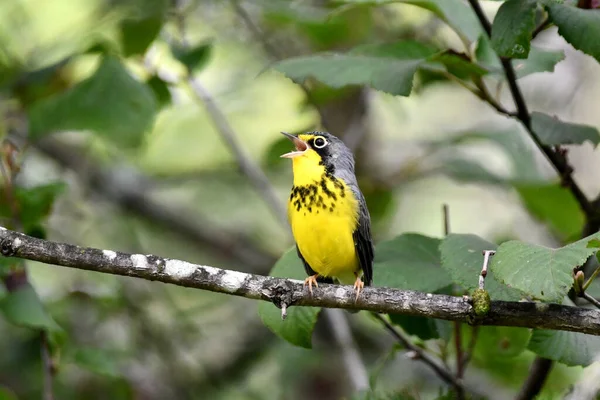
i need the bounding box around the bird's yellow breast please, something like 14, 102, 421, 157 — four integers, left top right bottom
287, 150, 360, 283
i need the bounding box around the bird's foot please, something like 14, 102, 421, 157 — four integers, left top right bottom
304, 274, 319, 296
353, 276, 365, 302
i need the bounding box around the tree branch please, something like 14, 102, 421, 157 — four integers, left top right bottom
515, 357, 554, 400
3, 227, 600, 335
466, 0, 596, 225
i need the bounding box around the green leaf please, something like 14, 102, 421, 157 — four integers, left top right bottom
146, 75, 171, 108
0, 386, 17, 400
440, 234, 524, 301
389, 314, 450, 341
547, 5, 600, 63
273, 54, 422, 96
350, 41, 437, 59
491, 232, 600, 302
0, 283, 62, 332
528, 329, 600, 366
441, 158, 505, 185
339, 0, 482, 41
72, 347, 122, 378
120, 18, 164, 56
352, 41, 489, 79
513, 47, 565, 79
473, 326, 532, 360
10, 183, 66, 233
117, 0, 168, 56
373, 233, 452, 292
173, 41, 213, 73
258, 248, 321, 349
28, 56, 157, 148
362, 186, 394, 227
516, 183, 584, 241
491, 0, 537, 59
531, 112, 600, 146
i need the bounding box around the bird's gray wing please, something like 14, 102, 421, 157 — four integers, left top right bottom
352, 190, 374, 286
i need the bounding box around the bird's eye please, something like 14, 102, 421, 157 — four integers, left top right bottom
313, 137, 328, 149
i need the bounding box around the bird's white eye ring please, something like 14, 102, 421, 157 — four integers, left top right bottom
313, 136, 328, 149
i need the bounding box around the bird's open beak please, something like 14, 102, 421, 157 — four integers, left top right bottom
280, 132, 309, 158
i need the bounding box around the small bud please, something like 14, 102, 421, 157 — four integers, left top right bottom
574, 270, 585, 295
472, 288, 491, 316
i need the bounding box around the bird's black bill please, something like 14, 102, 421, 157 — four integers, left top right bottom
280, 132, 308, 158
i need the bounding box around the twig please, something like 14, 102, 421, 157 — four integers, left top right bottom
373, 313, 465, 392
443, 204, 465, 399
323, 309, 370, 392
479, 250, 496, 290
460, 326, 479, 371
466, 2, 597, 397
515, 357, 554, 400
532, 17, 551, 40
40, 332, 55, 400
467, 0, 596, 224
186, 79, 288, 227
582, 292, 600, 309
3, 227, 600, 334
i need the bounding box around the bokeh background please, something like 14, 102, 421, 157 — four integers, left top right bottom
1, 0, 600, 399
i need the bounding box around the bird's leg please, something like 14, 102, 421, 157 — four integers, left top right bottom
353, 274, 364, 302
304, 274, 319, 295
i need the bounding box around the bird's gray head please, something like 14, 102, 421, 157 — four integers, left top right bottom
280, 131, 355, 178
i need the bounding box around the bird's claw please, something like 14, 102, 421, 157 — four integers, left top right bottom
353, 276, 364, 302
304, 274, 319, 296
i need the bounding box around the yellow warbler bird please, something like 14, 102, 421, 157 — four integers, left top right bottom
280, 131, 374, 299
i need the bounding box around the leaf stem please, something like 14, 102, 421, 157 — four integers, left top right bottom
373, 313, 466, 393
582, 292, 600, 309
583, 266, 600, 291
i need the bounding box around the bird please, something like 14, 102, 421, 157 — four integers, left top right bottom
280, 131, 374, 300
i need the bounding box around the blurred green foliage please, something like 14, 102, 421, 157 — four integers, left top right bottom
2, 0, 600, 399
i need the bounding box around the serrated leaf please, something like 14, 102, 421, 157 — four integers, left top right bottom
72, 347, 122, 378
477, 35, 565, 79
473, 326, 532, 360
528, 329, 600, 366
173, 41, 213, 73
440, 234, 524, 301
513, 47, 565, 79
373, 233, 452, 292
491, 0, 537, 59
0, 283, 62, 332
491, 232, 600, 302
531, 112, 600, 146
28, 56, 157, 148
517, 183, 584, 241
273, 54, 422, 96
547, 5, 600, 63
352, 41, 489, 79
258, 248, 321, 349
